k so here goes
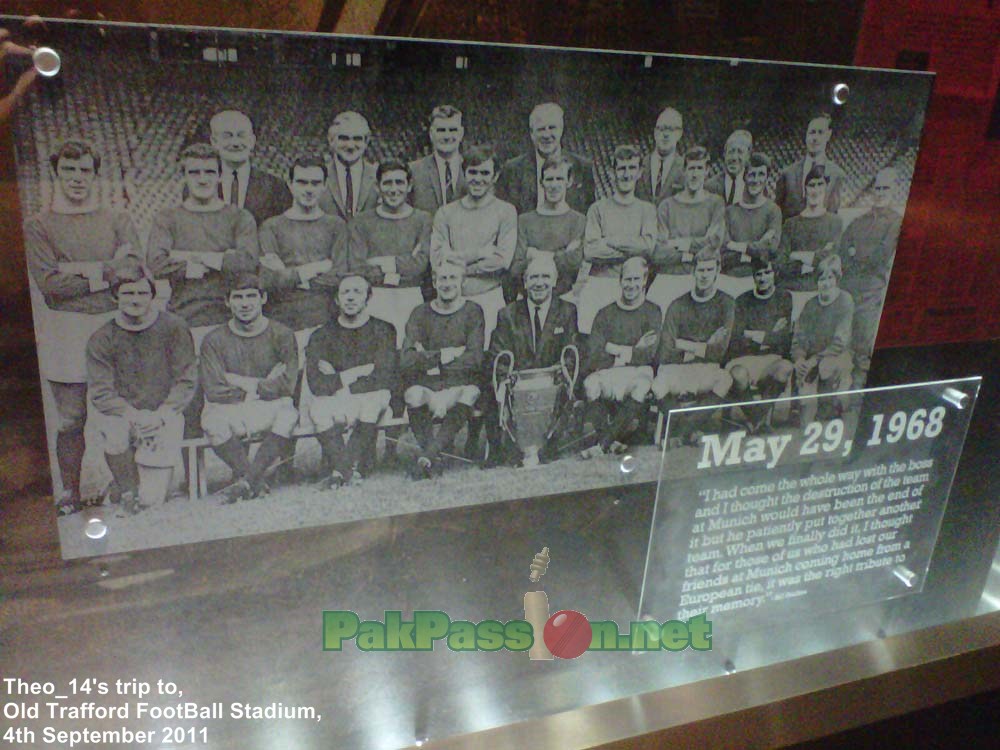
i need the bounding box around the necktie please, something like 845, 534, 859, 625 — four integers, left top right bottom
532, 305, 543, 354
230, 170, 240, 206
344, 163, 355, 218
726, 177, 736, 205
445, 161, 454, 203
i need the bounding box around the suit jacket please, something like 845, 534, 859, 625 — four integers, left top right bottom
704, 170, 745, 206
319, 159, 379, 222
490, 296, 579, 372
409, 154, 467, 214
244, 167, 292, 227
497, 151, 595, 216
635, 152, 685, 204
776, 157, 845, 219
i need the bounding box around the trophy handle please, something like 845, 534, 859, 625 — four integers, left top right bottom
560, 344, 580, 398
493, 349, 515, 399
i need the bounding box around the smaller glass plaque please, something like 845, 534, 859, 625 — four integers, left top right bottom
639, 377, 980, 653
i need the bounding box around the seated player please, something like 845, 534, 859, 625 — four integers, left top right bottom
305, 275, 397, 487
200, 275, 298, 502
401, 256, 485, 478
720, 152, 782, 298
838, 167, 901, 389
580, 257, 661, 458
24, 139, 142, 515
349, 160, 432, 345
486, 254, 580, 466
792, 254, 854, 424
651, 146, 726, 314
429, 143, 516, 344
509, 155, 586, 301
651, 248, 735, 440
579, 145, 657, 333
258, 155, 350, 351
725, 257, 794, 432
776, 163, 843, 321
86, 260, 196, 514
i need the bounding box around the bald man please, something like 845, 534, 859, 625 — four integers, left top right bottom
705, 129, 753, 207
838, 167, 902, 388
497, 102, 595, 215
319, 110, 379, 222
209, 109, 291, 226
636, 106, 686, 204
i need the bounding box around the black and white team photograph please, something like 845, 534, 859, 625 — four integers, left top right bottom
6, 22, 932, 556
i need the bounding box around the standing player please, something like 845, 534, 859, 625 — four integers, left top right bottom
497, 102, 595, 215
776, 113, 845, 219
429, 143, 516, 344
651, 249, 734, 439
579, 144, 657, 334
319, 111, 379, 222
776, 164, 843, 320
705, 129, 753, 206
258, 155, 350, 345
199, 275, 299, 502
410, 104, 466, 214
721, 152, 782, 297
636, 106, 685, 204
580, 257, 661, 458
209, 109, 291, 226
791, 255, 854, 424
148, 143, 259, 340
305, 275, 397, 486
838, 167, 902, 389
510, 155, 586, 301
86, 260, 196, 514
400, 257, 485, 478
725, 257, 794, 432
349, 160, 432, 344
486, 254, 580, 466
651, 146, 726, 313
25, 140, 142, 514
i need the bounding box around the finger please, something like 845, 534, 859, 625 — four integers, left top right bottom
0, 39, 34, 63
0, 67, 37, 121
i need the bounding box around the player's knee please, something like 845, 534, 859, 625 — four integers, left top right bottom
583, 374, 602, 401
100, 416, 132, 454
201, 410, 232, 446
773, 360, 794, 384
714, 369, 734, 397
458, 385, 480, 406
404, 386, 427, 408
650, 374, 670, 400
728, 364, 750, 392
271, 399, 299, 437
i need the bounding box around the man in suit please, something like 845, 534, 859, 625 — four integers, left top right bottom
497, 102, 595, 215
636, 106, 685, 203
319, 110, 379, 222
409, 104, 466, 214
776, 113, 845, 219
705, 129, 753, 207
209, 109, 291, 227
485, 254, 579, 466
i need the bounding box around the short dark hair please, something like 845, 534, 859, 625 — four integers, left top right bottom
684, 146, 710, 166
428, 104, 462, 128
804, 163, 828, 184
463, 143, 498, 172
377, 159, 412, 183
747, 152, 772, 172
288, 155, 328, 183
109, 257, 155, 297
612, 145, 642, 166
540, 155, 575, 183
49, 140, 102, 174
178, 143, 222, 172
750, 254, 775, 274
227, 273, 264, 296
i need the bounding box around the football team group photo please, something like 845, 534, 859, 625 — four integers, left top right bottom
10, 28, 927, 551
